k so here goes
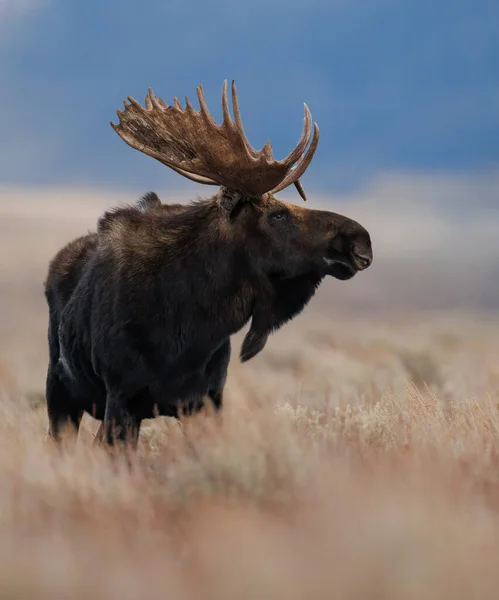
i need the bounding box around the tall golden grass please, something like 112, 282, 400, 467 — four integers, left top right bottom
1, 312, 499, 599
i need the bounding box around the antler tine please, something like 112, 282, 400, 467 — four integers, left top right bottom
277, 103, 313, 168
185, 95, 195, 113
196, 84, 219, 130
148, 88, 168, 111
270, 122, 320, 197
220, 79, 254, 169
231, 80, 259, 159
293, 180, 308, 202
221, 80, 232, 127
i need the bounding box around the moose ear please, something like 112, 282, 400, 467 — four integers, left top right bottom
217, 187, 244, 214
136, 191, 163, 212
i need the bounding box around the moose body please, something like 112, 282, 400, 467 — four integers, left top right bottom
46, 195, 234, 442
44, 81, 373, 447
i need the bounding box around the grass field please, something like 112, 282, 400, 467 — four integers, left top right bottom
1, 186, 499, 598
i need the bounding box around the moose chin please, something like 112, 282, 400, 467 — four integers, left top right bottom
44, 80, 373, 449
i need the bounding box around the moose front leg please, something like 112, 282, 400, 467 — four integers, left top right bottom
205, 339, 231, 411
45, 366, 84, 445
99, 391, 142, 449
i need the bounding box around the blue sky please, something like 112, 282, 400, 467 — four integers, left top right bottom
1, 0, 498, 195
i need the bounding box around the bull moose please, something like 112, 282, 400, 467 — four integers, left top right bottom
44, 80, 373, 448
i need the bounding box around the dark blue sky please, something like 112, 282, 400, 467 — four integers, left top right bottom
1, 0, 498, 194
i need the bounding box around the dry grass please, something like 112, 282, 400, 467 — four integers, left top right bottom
1, 313, 499, 599
2, 187, 499, 598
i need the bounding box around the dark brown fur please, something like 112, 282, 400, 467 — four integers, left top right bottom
44, 191, 372, 447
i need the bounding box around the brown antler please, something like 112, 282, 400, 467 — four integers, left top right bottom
111, 80, 319, 201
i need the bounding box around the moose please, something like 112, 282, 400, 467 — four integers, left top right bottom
44, 80, 373, 448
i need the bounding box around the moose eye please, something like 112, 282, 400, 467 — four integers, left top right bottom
270, 211, 287, 222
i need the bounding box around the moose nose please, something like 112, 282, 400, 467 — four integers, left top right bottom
352, 252, 372, 270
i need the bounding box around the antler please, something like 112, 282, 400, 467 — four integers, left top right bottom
111, 80, 319, 201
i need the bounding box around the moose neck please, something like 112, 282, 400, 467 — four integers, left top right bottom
147, 200, 263, 340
